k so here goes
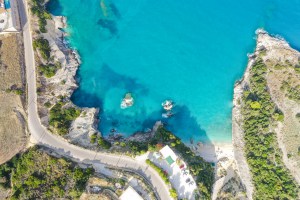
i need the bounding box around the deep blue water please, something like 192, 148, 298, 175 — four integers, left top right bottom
48, 0, 300, 143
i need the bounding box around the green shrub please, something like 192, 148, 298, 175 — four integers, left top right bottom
90, 133, 97, 144
241, 58, 298, 199
97, 137, 111, 149
33, 38, 51, 60
5, 88, 24, 95
145, 159, 170, 185
0, 148, 93, 199
49, 102, 81, 135
44, 101, 52, 108
30, 0, 52, 33
38, 62, 61, 78
169, 188, 178, 198
155, 126, 214, 199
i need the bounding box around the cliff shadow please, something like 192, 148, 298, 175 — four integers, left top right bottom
46, 0, 64, 16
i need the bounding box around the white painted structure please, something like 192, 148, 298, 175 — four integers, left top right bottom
119, 186, 144, 200
159, 145, 178, 166
0, 0, 20, 33
150, 145, 197, 199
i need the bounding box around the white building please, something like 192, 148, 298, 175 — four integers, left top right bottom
0, 0, 20, 33
159, 145, 178, 166
119, 186, 144, 200
153, 145, 197, 199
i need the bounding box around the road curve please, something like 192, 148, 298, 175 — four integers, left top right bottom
19, 0, 171, 199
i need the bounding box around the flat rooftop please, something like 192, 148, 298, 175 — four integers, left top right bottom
119, 186, 144, 200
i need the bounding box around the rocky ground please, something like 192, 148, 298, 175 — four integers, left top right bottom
0, 33, 27, 164
258, 32, 300, 184
231, 29, 300, 199
29, 3, 100, 148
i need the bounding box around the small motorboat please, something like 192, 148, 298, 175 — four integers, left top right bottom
162, 100, 173, 111
121, 93, 134, 109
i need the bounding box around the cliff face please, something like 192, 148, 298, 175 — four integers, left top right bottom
31, 12, 100, 148
233, 29, 300, 199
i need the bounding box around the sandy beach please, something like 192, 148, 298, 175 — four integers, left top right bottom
191, 141, 234, 163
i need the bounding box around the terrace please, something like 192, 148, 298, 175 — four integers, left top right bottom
0, 0, 20, 33
148, 145, 197, 199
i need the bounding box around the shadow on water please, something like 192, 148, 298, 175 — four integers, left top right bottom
72, 63, 149, 107
166, 105, 210, 144
109, 2, 121, 19
97, 64, 149, 95
97, 19, 118, 35
46, 0, 64, 16
71, 88, 103, 109
98, 0, 121, 36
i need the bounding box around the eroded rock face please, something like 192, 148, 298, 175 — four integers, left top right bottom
33, 15, 101, 148
233, 29, 300, 199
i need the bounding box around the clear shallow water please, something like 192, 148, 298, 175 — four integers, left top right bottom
48, 0, 300, 143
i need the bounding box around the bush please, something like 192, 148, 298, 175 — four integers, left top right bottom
155, 126, 214, 199
33, 38, 51, 60
90, 133, 97, 144
44, 101, 52, 108
97, 137, 111, 149
5, 88, 24, 95
30, 0, 52, 33
146, 159, 170, 185
38, 62, 61, 78
169, 188, 178, 198
0, 148, 93, 199
49, 102, 81, 135
241, 58, 298, 199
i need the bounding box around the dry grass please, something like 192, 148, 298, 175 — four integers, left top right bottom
0, 33, 27, 164
263, 47, 300, 184
79, 176, 113, 200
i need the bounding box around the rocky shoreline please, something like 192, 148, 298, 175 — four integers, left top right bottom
30, 12, 101, 148
231, 29, 300, 200
231, 29, 273, 200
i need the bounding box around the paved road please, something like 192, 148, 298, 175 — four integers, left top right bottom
19, 1, 171, 199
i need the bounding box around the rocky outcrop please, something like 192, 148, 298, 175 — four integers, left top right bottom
232, 53, 254, 200
232, 29, 300, 199
32, 14, 100, 147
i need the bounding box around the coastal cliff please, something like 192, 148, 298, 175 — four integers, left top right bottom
233, 29, 300, 199
29, 3, 100, 148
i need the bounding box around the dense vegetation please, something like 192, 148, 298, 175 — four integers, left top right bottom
117, 126, 213, 199
145, 159, 170, 184
241, 58, 298, 199
145, 159, 178, 199
0, 147, 93, 199
280, 81, 300, 102
33, 37, 51, 60
5, 88, 24, 95
154, 127, 214, 199
97, 137, 112, 149
30, 0, 52, 33
49, 101, 81, 135
38, 62, 61, 78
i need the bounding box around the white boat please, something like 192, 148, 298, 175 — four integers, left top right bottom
121, 93, 134, 109
162, 100, 173, 111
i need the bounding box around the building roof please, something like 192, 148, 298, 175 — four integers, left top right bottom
159, 145, 178, 166
119, 186, 144, 200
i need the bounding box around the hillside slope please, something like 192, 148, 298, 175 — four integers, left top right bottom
233, 30, 300, 199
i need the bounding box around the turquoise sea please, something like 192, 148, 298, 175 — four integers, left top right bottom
48, 0, 300, 143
